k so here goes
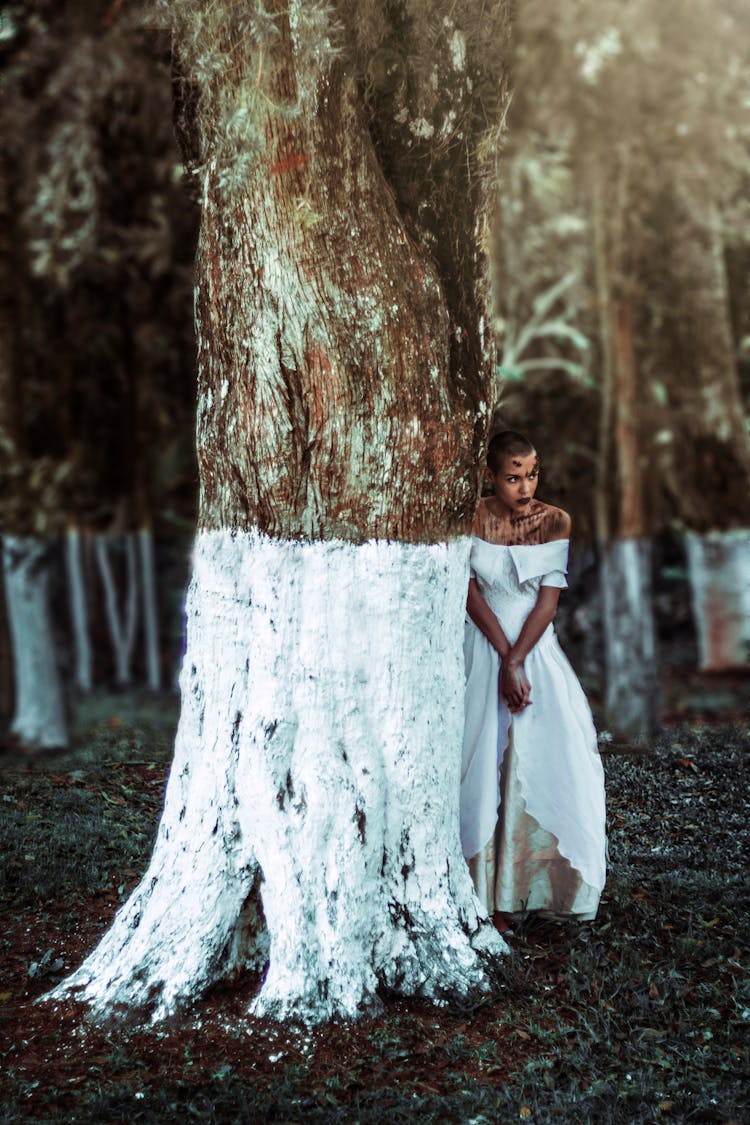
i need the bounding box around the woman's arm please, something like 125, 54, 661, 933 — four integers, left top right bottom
466, 577, 511, 660
500, 586, 561, 709
467, 580, 531, 713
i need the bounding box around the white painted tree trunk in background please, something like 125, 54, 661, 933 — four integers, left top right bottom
95, 533, 139, 687
138, 527, 161, 691
65, 525, 92, 693
601, 538, 659, 744
684, 530, 750, 670
49, 533, 504, 1023
2, 535, 68, 749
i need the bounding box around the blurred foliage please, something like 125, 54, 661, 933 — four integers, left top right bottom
492, 0, 750, 538
0, 0, 198, 535
0, 0, 748, 541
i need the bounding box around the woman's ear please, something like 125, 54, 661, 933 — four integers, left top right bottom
481, 466, 494, 496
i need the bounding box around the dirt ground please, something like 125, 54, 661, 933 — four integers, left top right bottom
1, 674, 748, 1124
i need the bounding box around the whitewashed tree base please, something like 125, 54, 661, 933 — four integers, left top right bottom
601, 537, 659, 743
47, 532, 505, 1025
684, 529, 750, 670
2, 536, 68, 749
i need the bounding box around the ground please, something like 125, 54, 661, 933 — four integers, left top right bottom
0, 676, 748, 1124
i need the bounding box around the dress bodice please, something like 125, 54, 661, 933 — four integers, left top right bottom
469, 536, 569, 644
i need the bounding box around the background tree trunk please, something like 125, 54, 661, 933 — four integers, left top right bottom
601, 538, 659, 742
138, 527, 161, 691
2, 536, 68, 750
591, 167, 659, 743
0, 161, 69, 749
602, 300, 659, 742
651, 196, 750, 529
65, 524, 93, 693
95, 533, 139, 688
49, 5, 506, 1024
648, 191, 750, 672
684, 530, 750, 670
0, 577, 11, 723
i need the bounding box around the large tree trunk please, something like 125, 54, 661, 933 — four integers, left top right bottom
49, 6, 505, 1024
48, 533, 498, 1022
2, 536, 68, 750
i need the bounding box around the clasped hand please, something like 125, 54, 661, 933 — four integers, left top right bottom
500, 660, 531, 714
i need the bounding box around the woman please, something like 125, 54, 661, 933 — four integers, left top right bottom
461, 430, 606, 932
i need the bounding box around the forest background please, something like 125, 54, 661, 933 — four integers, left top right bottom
1, 0, 748, 751
1, 1, 749, 1122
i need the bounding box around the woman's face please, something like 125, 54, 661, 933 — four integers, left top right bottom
488, 451, 540, 515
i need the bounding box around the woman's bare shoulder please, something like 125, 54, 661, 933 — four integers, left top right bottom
539, 504, 572, 541
513, 502, 571, 544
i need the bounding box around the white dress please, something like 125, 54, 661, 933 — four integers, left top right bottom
461, 536, 606, 919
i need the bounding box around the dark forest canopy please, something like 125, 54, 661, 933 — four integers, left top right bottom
493, 0, 750, 537
0, 0, 197, 535
1, 0, 748, 537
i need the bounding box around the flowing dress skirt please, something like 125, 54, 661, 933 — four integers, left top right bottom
462, 618, 606, 920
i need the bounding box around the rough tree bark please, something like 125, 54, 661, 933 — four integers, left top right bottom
49, 3, 508, 1024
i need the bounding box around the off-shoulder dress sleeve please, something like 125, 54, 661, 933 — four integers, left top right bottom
506, 538, 569, 589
